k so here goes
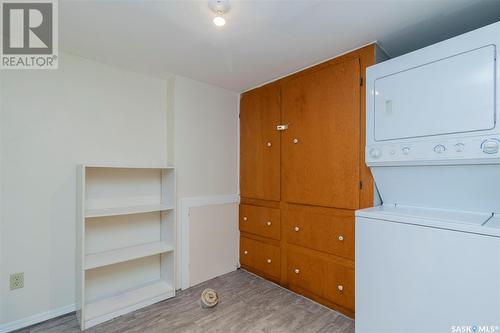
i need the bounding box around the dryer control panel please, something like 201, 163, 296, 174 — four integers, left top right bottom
366, 135, 500, 165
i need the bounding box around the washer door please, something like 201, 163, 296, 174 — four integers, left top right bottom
374, 45, 496, 141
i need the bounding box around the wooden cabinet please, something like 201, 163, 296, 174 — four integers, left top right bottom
239, 204, 281, 240
282, 58, 361, 209
240, 236, 281, 280
287, 247, 326, 298
325, 260, 355, 311
240, 84, 281, 201
239, 44, 383, 318
287, 247, 355, 312
286, 204, 354, 260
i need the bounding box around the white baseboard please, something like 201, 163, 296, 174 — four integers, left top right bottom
0, 303, 76, 333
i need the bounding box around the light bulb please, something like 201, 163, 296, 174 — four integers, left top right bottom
213, 15, 225, 26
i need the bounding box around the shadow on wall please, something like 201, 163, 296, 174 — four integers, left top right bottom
380, 0, 500, 57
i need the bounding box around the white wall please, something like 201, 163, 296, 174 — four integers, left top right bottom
172, 76, 239, 199
0, 53, 168, 325
0, 54, 240, 330
0, 73, 3, 325
170, 76, 239, 287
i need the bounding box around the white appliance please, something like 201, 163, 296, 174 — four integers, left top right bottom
356, 22, 500, 333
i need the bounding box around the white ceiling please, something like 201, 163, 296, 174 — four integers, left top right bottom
60, 0, 500, 92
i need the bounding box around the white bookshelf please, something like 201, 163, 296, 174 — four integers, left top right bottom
76, 165, 176, 330
85, 203, 174, 218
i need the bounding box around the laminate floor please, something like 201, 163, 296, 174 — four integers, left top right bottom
13, 269, 354, 333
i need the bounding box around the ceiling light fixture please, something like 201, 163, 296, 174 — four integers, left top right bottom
213, 11, 226, 27
209, 0, 230, 27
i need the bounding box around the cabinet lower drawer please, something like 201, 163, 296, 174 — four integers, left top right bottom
239, 204, 280, 240
286, 204, 354, 260
240, 236, 280, 279
287, 247, 354, 310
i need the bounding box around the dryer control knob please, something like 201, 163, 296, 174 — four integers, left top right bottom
481, 139, 499, 154
454, 143, 465, 152
369, 148, 382, 159
433, 144, 446, 154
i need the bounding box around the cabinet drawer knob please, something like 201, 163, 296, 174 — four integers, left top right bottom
267, 259, 272, 264
338, 235, 344, 241
294, 268, 300, 274
337, 285, 344, 292
266, 221, 272, 226
243, 216, 247, 221
266, 142, 272, 147
294, 226, 300, 232
244, 250, 248, 255
293, 138, 299, 144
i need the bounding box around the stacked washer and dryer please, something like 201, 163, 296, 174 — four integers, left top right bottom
356, 22, 500, 332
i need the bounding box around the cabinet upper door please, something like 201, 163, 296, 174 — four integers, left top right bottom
240, 84, 281, 201
282, 58, 361, 209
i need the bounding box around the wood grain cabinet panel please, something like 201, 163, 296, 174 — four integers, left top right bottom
282, 58, 361, 209
239, 204, 281, 240
286, 204, 354, 260
240, 237, 281, 279
287, 248, 326, 299
325, 260, 355, 310
287, 247, 354, 311
240, 84, 281, 201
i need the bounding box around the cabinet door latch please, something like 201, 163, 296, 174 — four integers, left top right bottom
276, 124, 288, 131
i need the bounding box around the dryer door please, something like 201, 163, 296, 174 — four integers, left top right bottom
374, 45, 496, 141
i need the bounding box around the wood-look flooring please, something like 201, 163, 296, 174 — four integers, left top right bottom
13, 269, 354, 333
